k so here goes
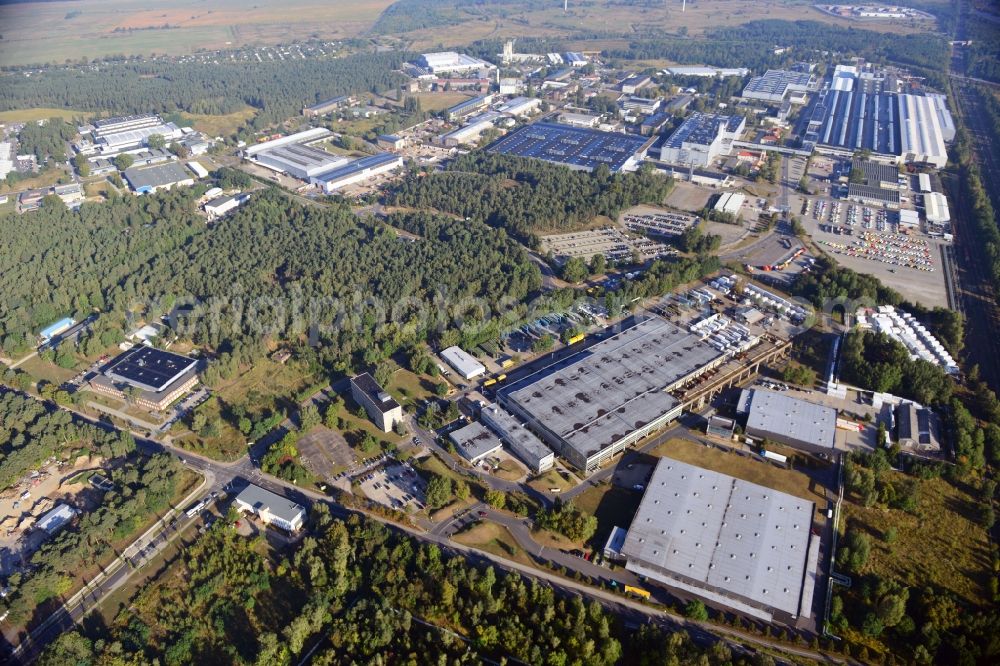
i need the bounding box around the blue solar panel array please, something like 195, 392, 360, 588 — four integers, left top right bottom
487, 122, 648, 172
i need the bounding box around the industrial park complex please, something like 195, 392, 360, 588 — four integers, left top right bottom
4, 31, 976, 650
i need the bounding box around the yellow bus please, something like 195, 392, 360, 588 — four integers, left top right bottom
483, 378, 497, 387
624, 585, 651, 600
567, 333, 585, 345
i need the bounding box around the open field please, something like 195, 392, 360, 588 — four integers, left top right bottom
648, 437, 831, 508
527, 468, 576, 494
0, 108, 91, 123
176, 107, 257, 137
410, 92, 474, 113
385, 368, 436, 409
842, 475, 992, 607
17, 355, 78, 386
0, 0, 394, 66
453, 521, 535, 567
402, 0, 938, 51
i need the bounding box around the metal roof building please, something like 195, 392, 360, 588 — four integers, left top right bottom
34, 503, 78, 535
417, 52, 493, 74
898, 93, 949, 168
123, 161, 196, 194
254, 143, 347, 180
311, 153, 403, 193
480, 402, 555, 473
440, 346, 486, 380
449, 421, 503, 464
487, 122, 648, 172
742, 69, 814, 102
40, 317, 75, 341
620, 457, 819, 623
845, 182, 901, 209
500, 317, 752, 471
925, 191, 950, 224
657, 113, 745, 167
234, 484, 306, 532
244, 128, 332, 157
739, 388, 837, 454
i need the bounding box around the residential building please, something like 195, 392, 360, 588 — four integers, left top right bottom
234, 484, 306, 532
350, 373, 403, 433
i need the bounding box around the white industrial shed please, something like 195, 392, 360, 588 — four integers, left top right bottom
925, 191, 951, 224
440, 346, 486, 380
898, 94, 949, 168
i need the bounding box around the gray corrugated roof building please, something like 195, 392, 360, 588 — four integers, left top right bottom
124, 161, 195, 193
740, 388, 836, 453
620, 457, 819, 623
501, 318, 730, 471
234, 484, 306, 531
449, 421, 503, 464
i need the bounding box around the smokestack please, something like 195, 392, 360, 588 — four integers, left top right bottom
682, 0, 686, 11
564, 0, 568, 12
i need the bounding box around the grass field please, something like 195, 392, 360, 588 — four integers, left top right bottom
386, 368, 437, 409
401, 0, 938, 51
84, 180, 111, 200
410, 92, 474, 113
0, 169, 66, 196
0, 0, 394, 66
842, 475, 992, 607
527, 468, 575, 494
573, 482, 643, 545
648, 437, 831, 509
453, 521, 535, 567
176, 107, 257, 137
18, 355, 78, 386
0, 108, 91, 123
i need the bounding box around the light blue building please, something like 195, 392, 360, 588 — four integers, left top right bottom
40, 317, 75, 342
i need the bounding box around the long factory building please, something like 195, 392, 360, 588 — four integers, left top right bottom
807, 66, 953, 167
487, 122, 649, 172
499, 316, 759, 472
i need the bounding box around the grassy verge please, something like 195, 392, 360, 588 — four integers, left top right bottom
648, 437, 830, 508
527, 468, 576, 493
452, 521, 535, 567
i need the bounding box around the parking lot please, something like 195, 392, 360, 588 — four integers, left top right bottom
539, 226, 676, 263
356, 460, 427, 511
796, 194, 950, 307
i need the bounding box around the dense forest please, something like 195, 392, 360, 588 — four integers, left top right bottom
387, 153, 674, 247
39, 510, 766, 666
0, 52, 406, 129
604, 20, 949, 73
0, 187, 206, 354
839, 328, 953, 407
0, 187, 541, 372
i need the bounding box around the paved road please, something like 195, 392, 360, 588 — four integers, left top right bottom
4, 385, 845, 666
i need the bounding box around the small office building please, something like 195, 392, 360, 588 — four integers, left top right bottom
90, 346, 199, 411
234, 484, 306, 532
449, 421, 503, 464
350, 373, 403, 433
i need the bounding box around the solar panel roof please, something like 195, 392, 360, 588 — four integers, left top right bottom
487, 122, 647, 172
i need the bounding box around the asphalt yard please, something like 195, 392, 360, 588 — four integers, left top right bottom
358, 461, 427, 511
